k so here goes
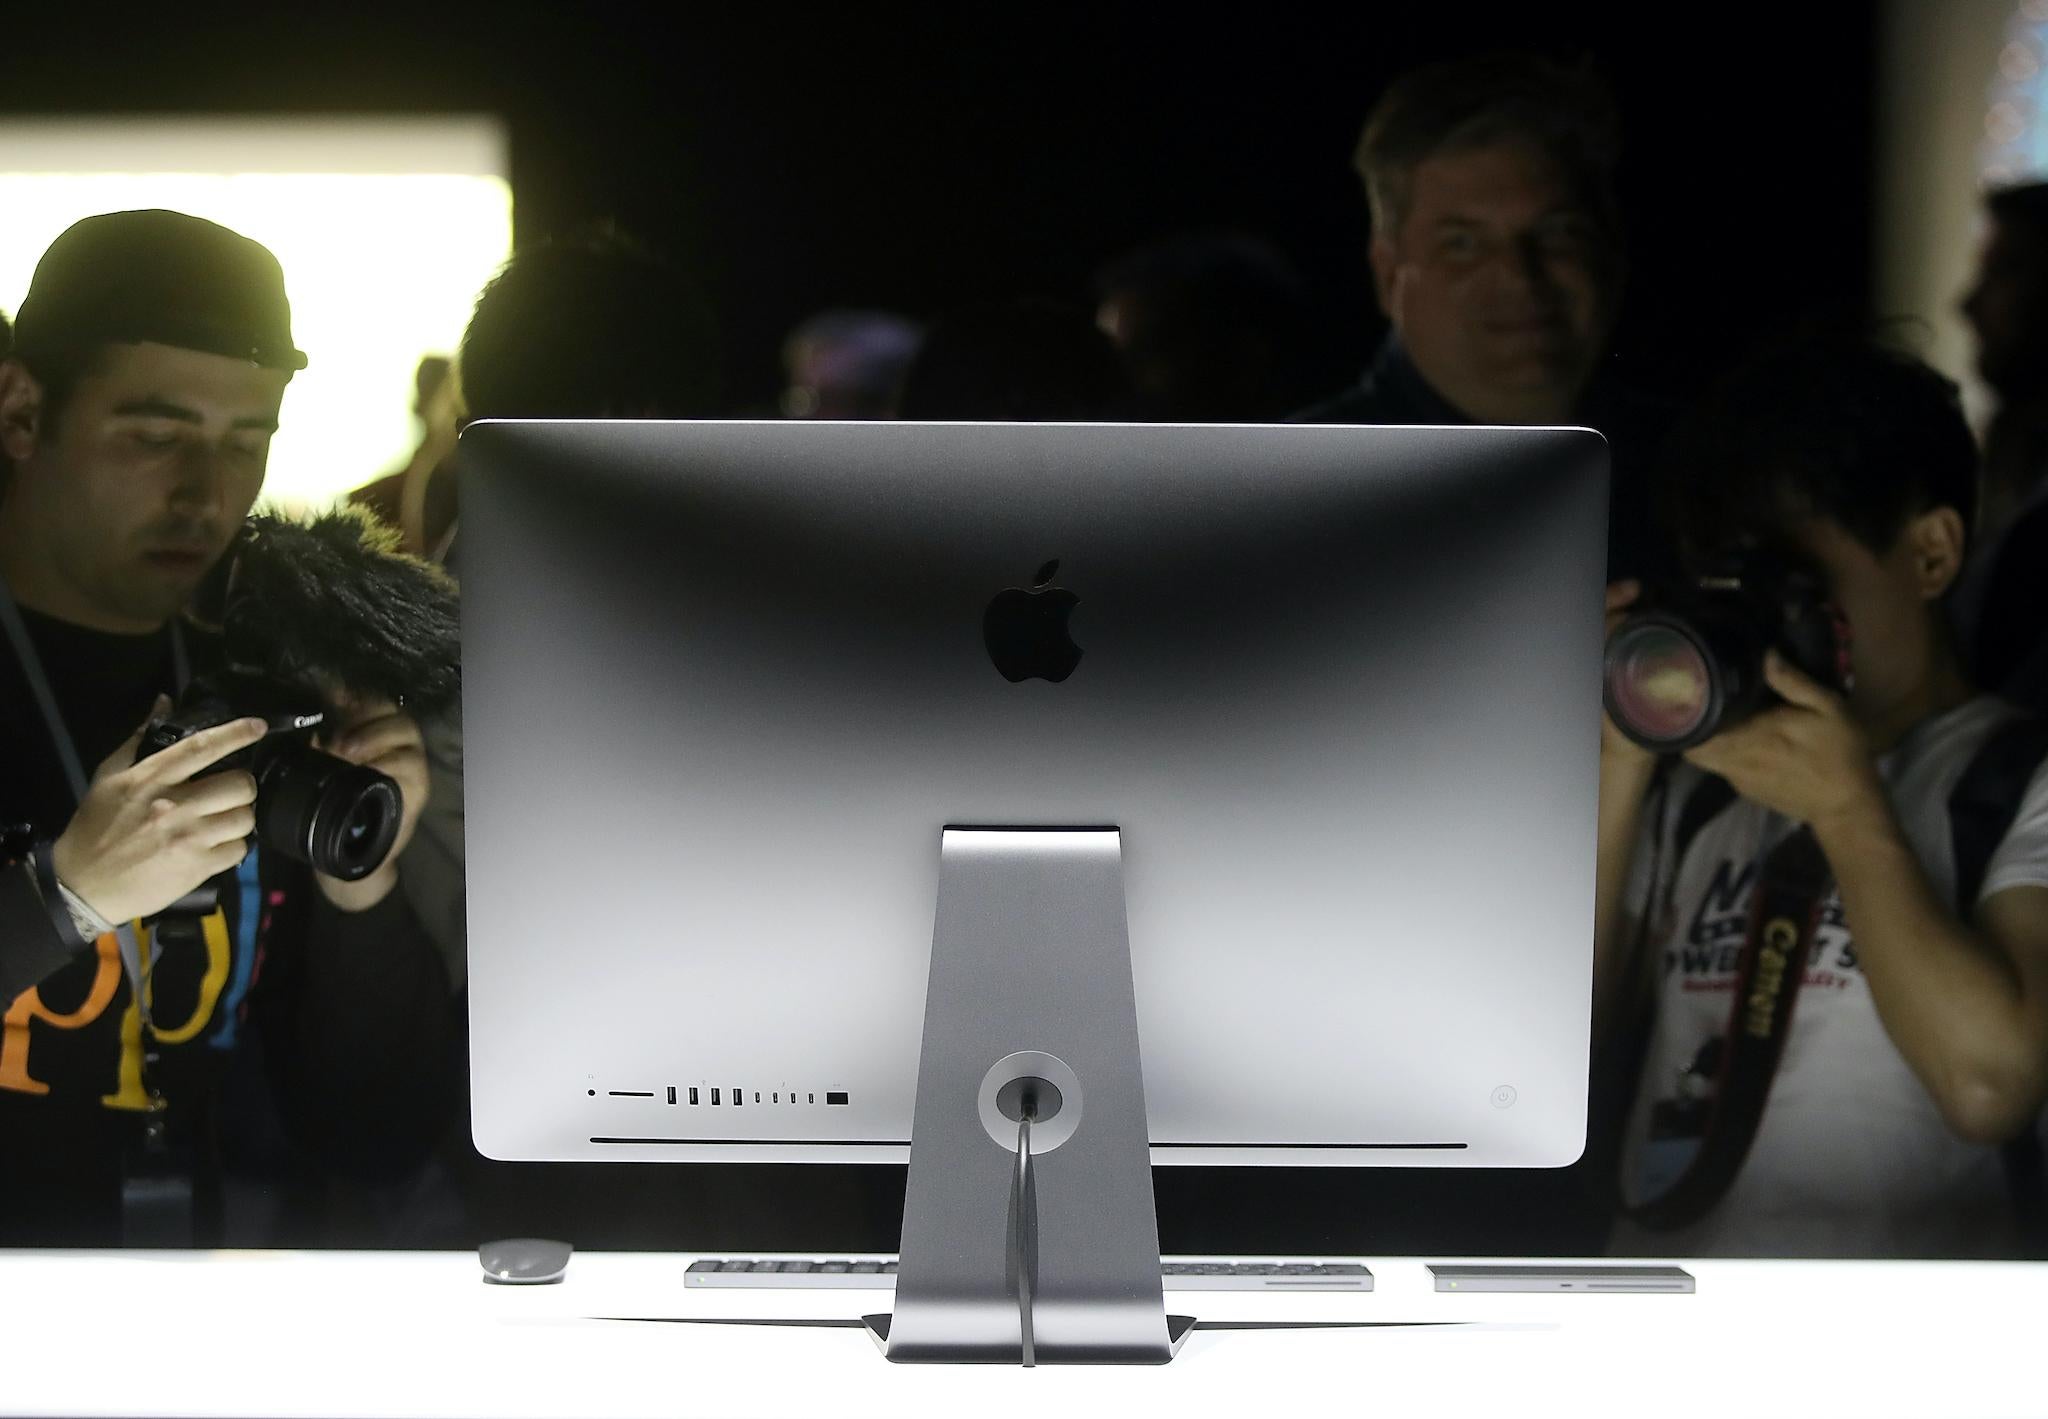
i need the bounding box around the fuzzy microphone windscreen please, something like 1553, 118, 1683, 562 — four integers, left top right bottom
219, 505, 462, 717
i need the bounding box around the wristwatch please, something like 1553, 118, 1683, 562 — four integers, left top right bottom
27, 839, 114, 952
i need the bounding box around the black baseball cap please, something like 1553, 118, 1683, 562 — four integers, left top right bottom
11, 209, 308, 373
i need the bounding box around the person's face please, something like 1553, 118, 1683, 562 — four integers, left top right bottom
0, 341, 288, 632
1370, 140, 1617, 424
1961, 218, 2048, 397
1783, 511, 1964, 723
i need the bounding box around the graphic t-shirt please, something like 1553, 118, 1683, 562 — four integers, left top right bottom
1611, 696, 2048, 1258
0, 600, 457, 1246
0, 606, 276, 1239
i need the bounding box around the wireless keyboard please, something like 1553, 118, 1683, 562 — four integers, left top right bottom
684, 1259, 1373, 1290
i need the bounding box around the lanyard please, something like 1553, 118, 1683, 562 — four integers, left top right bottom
0, 575, 191, 798
0, 572, 222, 1242
0, 572, 192, 1041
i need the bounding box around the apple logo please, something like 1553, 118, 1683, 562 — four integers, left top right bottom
983, 559, 1083, 683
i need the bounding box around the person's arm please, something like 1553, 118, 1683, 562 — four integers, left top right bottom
308, 695, 429, 915
0, 859, 81, 1007
1592, 580, 1661, 1043
1811, 805, 2048, 1145
394, 705, 466, 992
1684, 652, 2048, 1145
265, 695, 459, 1179
272, 878, 459, 1182
5, 703, 271, 1005
1592, 751, 1659, 1044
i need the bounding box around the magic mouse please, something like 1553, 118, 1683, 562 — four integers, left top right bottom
479, 1237, 572, 1284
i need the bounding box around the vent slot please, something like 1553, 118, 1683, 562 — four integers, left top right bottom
637, 1083, 839, 1107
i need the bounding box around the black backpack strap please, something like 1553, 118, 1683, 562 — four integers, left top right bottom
1948, 711, 2048, 1258
1950, 714, 2048, 907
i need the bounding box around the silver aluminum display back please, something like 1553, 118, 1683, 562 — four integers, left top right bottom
459, 419, 1608, 1170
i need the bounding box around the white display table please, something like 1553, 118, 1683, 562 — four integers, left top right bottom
1, 1250, 2039, 1418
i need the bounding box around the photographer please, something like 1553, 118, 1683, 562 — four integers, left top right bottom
1595, 338, 2048, 1258
0, 210, 457, 1246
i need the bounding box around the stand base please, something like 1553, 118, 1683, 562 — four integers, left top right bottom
885, 828, 1182, 1364
860, 1312, 1198, 1364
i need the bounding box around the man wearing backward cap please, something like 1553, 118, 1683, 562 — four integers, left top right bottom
0, 210, 457, 1246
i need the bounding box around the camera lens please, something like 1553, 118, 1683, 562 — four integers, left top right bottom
1605, 619, 1715, 750
318, 775, 401, 880
254, 746, 403, 880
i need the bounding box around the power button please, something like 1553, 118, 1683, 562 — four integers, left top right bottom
1491, 1085, 1518, 1108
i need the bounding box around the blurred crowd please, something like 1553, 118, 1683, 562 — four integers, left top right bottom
3, 50, 2048, 1263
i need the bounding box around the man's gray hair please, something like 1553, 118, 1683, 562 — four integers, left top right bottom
1355, 52, 1621, 240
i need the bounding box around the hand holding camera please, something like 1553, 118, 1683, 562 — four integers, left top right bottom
52, 506, 458, 926
1679, 650, 1884, 832
133, 673, 411, 882
1602, 548, 1881, 829
49, 696, 268, 926
1602, 546, 1852, 755
312, 691, 429, 910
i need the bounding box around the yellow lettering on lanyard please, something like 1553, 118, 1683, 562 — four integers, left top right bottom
101, 910, 234, 1112
0, 931, 125, 1095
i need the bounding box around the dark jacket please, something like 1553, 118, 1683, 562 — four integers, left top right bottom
1297, 336, 1677, 588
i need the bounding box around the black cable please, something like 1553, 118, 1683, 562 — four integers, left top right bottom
1012, 1113, 1037, 1367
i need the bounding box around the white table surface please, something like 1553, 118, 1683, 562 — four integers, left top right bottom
1, 1249, 2041, 1418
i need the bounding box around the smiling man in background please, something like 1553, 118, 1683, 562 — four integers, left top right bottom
1302, 51, 1671, 586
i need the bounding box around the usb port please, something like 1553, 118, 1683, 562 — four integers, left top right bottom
710, 1088, 720, 1106
689, 1087, 699, 1105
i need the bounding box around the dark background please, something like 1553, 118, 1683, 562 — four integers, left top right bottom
4, 2, 1880, 412
2, 0, 1888, 1251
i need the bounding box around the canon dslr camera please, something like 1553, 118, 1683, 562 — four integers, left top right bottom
1603, 547, 1852, 753
134, 671, 402, 881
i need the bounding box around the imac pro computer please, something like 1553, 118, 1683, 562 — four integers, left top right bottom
459, 419, 1609, 1363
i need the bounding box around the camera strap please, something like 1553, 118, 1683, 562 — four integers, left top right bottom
1627, 820, 1832, 1232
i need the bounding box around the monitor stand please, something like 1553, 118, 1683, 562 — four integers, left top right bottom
863, 827, 1195, 1365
